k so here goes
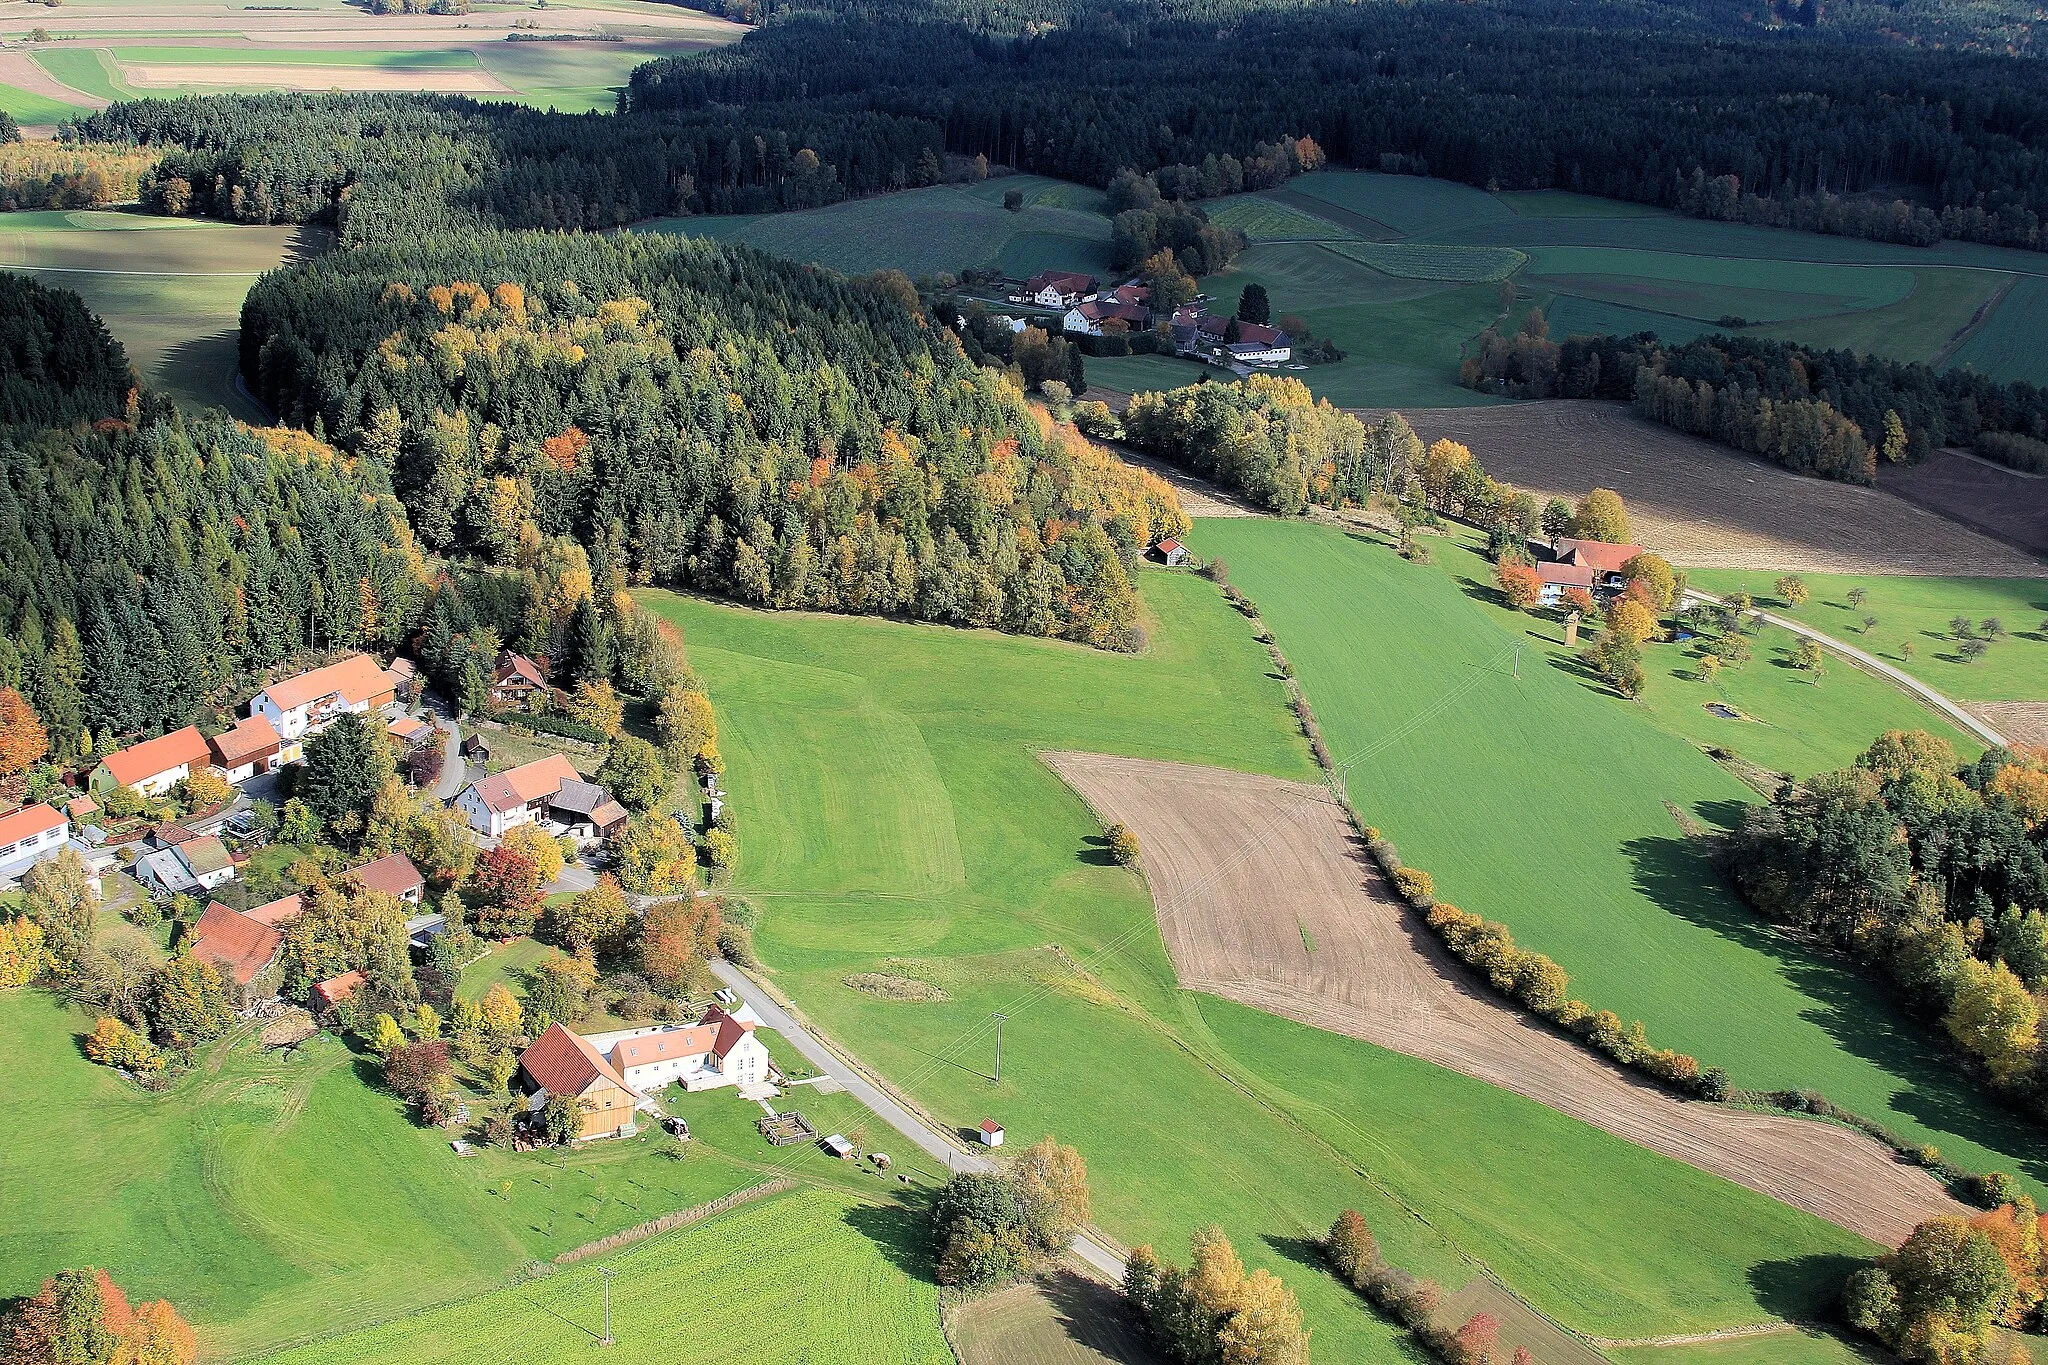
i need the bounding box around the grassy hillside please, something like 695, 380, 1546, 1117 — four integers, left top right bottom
646, 569, 1880, 1354
0, 989, 784, 1359
254, 1189, 952, 1365
1193, 517, 2043, 1196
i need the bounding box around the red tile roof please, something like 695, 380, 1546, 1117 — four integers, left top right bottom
100, 727, 209, 789
242, 894, 303, 928
1535, 562, 1598, 588
259, 654, 391, 713
210, 715, 281, 767
979, 1117, 1004, 1134
1554, 539, 1645, 575
311, 970, 364, 1008
495, 652, 547, 690
0, 803, 65, 848
610, 1006, 755, 1072
346, 852, 425, 901
189, 902, 284, 986
1157, 537, 1184, 556
469, 754, 580, 815
519, 1023, 638, 1099
1026, 270, 1095, 295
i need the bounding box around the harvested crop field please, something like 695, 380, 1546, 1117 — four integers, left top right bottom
1045, 751, 1965, 1246
1377, 401, 2045, 576
121, 62, 508, 93
951, 1272, 1163, 1365
1973, 702, 2048, 747
1877, 448, 2048, 559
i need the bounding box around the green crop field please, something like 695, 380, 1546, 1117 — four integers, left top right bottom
255, 1189, 953, 1365
0, 988, 795, 1359
1946, 277, 2048, 388
1327, 240, 1526, 282
0, 83, 86, 125
0, 210, 311, 417
30, 48, 135, 102
1080, 353, 1220, 395
640, 569, 1890, 1357
1193, 517, 2044, 1197
1685, 570, 2048, 703
1204, 192, 1361, 241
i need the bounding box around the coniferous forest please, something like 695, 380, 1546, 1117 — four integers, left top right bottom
64, 0, 2048, 254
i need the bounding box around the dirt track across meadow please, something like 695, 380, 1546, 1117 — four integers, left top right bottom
1045, 751, 1967, 1245
1376, 402, 2045, 577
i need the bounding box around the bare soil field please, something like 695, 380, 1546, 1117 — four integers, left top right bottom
122, 62, 510, 92
951, 1272, 1164, 1365
0, 48, 109, 109
1101, 441, 1261, 518
1044, 751, 1967, 1246
1972, 702, 2048, 747
1878, 449, 2048, 560
1373, 402, 2045, 577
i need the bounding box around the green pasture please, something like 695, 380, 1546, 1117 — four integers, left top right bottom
1499, 190, 1669, 219
636, 176, 1115, 279
1542, 295, 1722, 347
255, 1189, 952, 1365
1685, 570, 2048, 704
1524, 246, 1914, 313
1947, 277, 2048, 388
1194, 517, 2045, 1196
1328, 240, 1526, 282
1081, 352, 1220, 395
0, 989, 778, 1359
0, 82, 85, 125
107, 44, 485, 68
1286, 171, 1520, 237
645, 570, 1888, 1352
1760, 268, 2003, 364
1205, 192, 1361, 241
0, 210, 306, 417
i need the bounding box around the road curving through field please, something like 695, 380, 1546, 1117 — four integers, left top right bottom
1045, 750, 1968, 1246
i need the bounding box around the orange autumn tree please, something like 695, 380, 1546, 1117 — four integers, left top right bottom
1969, 1201, 2046, 1326
2, 1267, 194, 1365
1495, 560, 1544, 612
0, 686, 50, 775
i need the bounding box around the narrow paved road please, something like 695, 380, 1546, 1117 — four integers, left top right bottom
433, 712, 466, 801
1681, 589, 2008, 748
708, 960, 1128, 1282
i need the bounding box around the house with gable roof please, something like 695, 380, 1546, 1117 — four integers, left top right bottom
583, 1006, 774, 1095
90, 727, 212, 800
248, 654, 396, 764
516, 1023, 643, 1140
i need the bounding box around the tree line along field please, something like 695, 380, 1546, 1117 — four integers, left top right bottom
645, 571, 1904, 1363
1192, 517, 2046, 1198
0, 209, 316, 418
0, 0, 744, 119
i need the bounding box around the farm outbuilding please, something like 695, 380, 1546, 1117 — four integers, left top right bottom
1154, 538, 1188, 567
977, 1118, 1005, 1148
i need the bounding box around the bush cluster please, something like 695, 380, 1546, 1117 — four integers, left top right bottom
1323, 1211, 1523, 1365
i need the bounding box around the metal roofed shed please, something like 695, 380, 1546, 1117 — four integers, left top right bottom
821, 1133, 855, 1159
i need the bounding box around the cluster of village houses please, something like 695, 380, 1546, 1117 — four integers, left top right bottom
0, 645, 764, 1142
1007, 271, 1295, 375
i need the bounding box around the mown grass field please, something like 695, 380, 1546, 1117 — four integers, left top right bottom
1685, 570, 2048, 703
645, 570, 1887, 1356
0, 988, 803, 1359
1945, 276, 2048, 388
255, 1189, 954, 1365
0, 82, 85, 125
0, 209, 311, 416
1193, 517, 2044, 1197
1614, 1330, 1890, 1365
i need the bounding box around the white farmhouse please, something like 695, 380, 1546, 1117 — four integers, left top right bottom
0, 804, 71, 885
584, 1006, 774, 1094
248, 654, 396, 764
456, 753, 580, 840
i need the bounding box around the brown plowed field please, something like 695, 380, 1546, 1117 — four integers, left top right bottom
1974, 702, 2048, 747
1044, 751, 1967, 1245
1372, 402, 2045, 577
1879, 450, 2048, 561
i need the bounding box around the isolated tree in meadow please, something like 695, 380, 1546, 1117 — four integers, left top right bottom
1792, 638, 1827, 682
478, 981, 522, 1042
1961, 640, 1989, 664
1106, 822, 1141, 866
1236, 283, 1271, 324
1982, 617, 2006, 642
1698, 653, 1723, 684
0, 686, 49, 775
1774, 576, 1809, 607
1847, 586, 1868, 610
1588, 633, 1646, 698
1863, 615, 1879, 635
1951, 616, 1977, 641
1495, 560, 1544, 612
1572, 488, 1629, 543
1003, 188, 1024, 211
147, 952, 235, 1049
